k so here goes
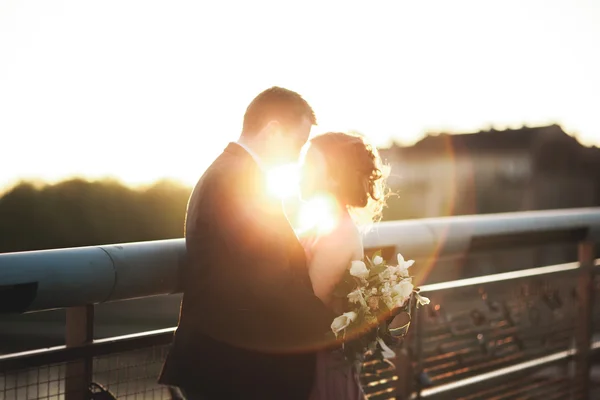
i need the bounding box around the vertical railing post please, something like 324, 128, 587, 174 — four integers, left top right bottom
65, 305, 94, 399
395, 301, 416, 400
395, 346, 413, 400
414, 303, 424, 400
575, 241, 594, 400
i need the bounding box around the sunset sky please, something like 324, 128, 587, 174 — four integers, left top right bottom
1, 0, 599, 189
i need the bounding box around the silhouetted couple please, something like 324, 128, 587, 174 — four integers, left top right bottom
159, 87, 388, 399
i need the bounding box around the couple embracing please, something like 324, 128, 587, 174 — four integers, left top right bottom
159, 87, 391, 400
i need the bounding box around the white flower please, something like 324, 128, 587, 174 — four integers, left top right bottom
331, 311, 358, 335
379, 268, 391, 281
393, 294, 409, 308
381, 282, 391, 294
397, 253, 407, 265
383, 294, 395, 310
416, 292, 430, 306
377, 337, 396, 359
392, 280, 414, 298
397, 253, 415, 277
347, 288, 366, 306
373, 255, 384, 265
349, 260, 369, 280
390, 279, 413, 308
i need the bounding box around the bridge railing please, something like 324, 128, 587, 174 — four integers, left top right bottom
0, 208, 599, 399
413, 245, 598, 399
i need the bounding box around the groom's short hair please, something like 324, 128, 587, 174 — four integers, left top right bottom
241, 87, 317, 137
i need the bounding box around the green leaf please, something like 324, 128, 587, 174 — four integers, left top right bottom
369, 264, 387, 277
378, 298, 390, 314
332, 274, 357, 298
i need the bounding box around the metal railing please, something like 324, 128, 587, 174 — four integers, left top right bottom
1, 208, 599, 399
412, 246, 599, 399
0, 328, 175, 399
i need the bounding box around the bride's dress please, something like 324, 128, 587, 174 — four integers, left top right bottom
300, 213, 365, 400
310, 348, 363, 400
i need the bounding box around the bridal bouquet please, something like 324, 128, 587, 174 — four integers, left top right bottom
330, 251, 430, 364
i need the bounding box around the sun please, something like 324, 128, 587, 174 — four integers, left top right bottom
266, 164, 340, 235
266, 163, 301, 199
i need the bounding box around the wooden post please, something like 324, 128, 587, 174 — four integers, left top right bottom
65, 305, 94, 400
575, 241, 594, 400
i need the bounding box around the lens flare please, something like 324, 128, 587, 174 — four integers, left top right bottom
296, 195, 339, 235
266, 164, 300, 199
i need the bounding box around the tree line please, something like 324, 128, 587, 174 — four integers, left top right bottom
2, 171, 573, 254
0, 178, 418, 254
0, 179, 190, 253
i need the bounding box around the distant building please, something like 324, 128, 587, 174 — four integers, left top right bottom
379, 124, 600, 219
378, 124, 600, 282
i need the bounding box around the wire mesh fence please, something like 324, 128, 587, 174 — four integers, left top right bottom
1, 363, 65, 400
92, 344, 170, 399
0, 344, 172, 400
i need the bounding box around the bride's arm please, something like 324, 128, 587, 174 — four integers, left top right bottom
308, 221, 363, 305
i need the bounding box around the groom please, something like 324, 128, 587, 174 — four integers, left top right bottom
158, 87, 336, 399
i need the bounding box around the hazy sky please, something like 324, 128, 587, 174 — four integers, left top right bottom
1, 0, 599, 188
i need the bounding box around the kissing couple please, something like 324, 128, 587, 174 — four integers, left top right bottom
159, 87, 391, 400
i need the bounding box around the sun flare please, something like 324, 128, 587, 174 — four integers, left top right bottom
266, 164, 301, 199
266, 164, 339, 235
296, 195, 339, 235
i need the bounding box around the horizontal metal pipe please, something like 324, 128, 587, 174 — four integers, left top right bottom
1, 208, 599, 313
420, 261, 588, 293
0, 326, 176, 371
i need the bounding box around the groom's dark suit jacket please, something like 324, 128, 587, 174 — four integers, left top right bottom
158, 143, 336, 399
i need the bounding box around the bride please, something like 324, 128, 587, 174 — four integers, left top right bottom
295, 132, 389, 400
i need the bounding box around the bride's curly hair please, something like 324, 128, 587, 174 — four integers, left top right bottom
308, 132, 390, 226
